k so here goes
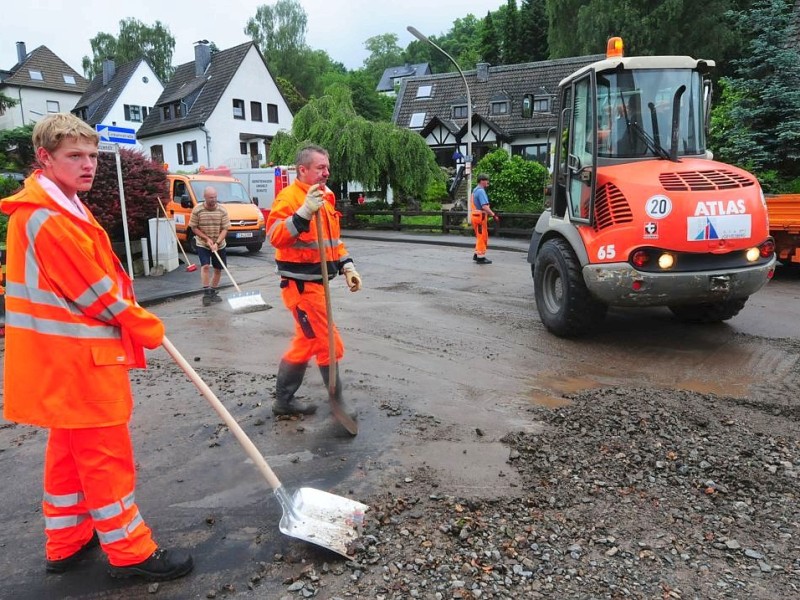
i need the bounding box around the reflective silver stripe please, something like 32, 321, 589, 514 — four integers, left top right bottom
90, 492, 136, 522
25, 209, 54, 287
43, 490, 85, 508
96, 511, 144, 545
5, 310, 121, 339
275, 269, 323, 281
5, 281, 118, 322
45, 514, 86, 530
291, 238, 341, 250
74, 276, 130, 321
268, 215, 297, 238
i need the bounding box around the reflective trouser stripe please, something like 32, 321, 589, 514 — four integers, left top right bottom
280, 277, 343, 365
90, 491, 135, 521
43, 490, 85, 507
96, 511, 145, 545
45, 514, 87, 530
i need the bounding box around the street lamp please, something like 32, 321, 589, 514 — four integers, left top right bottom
407, 25, 473, 215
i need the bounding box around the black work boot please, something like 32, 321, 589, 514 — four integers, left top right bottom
210, 288, 223, 303
46, 532, 100, 573
202, 289, 212, 306
108, 547, 193, 582
319, 365, 358, 421
272, 360, 317, 415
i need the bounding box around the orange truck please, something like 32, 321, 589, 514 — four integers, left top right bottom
528, 37, 776, 336
765, 194, 800, 265
164, 171, 266, 253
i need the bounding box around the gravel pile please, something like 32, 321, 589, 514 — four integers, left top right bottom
276, 387, 799, 599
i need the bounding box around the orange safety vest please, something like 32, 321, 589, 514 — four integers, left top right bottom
266, 179, 351, 280
0, 173, 164, 428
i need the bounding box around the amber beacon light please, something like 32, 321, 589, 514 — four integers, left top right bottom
607, 37, 624, 58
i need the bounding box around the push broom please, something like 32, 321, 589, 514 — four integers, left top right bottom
157, 197, 197, 272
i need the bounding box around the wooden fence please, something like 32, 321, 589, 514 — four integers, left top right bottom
341, 207, 540, 238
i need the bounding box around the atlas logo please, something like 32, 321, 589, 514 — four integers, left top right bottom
694, 199, 746, 216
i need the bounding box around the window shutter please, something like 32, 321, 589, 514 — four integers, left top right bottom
191, 141, 198, 163
124, 105, 131, 120
177, 143, 183, 165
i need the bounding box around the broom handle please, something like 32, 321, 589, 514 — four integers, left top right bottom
162, 336, 282, 491
157, 197, 194, 267
213, 250, 242, 293
315, 209, 337, 396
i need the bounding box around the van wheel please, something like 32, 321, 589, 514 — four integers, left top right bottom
533, 238, 607, 337
668, 298, 747, 323
246, 243, 263, 253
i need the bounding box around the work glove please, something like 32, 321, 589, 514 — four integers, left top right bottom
343, 263, 362, 292
296, 184, 325, 220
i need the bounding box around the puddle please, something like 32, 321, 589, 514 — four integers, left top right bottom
529, 391, 572, 409
529, 373, 606, 408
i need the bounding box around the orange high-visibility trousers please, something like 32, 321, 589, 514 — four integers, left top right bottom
43, 425, 158, 566
472, 212, 489, 257
280, 278, 344, 366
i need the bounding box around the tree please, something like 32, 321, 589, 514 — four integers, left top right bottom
0, 93, 18, 115
321, 71, 394, 122
362, 33, 404, 83
502, 0, 522, 63
82, 18, 176, 83
80, 148, 168, 241
269, 85, 441, 200
475, 148, 548, 211
0, 125, 35, 172
709, 0, 800, 186
479, 12, 502, 64
520, 0, 549, 61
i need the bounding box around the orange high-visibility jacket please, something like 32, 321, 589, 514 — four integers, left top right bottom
0, 173, 164, 428
266, 179, 352, 281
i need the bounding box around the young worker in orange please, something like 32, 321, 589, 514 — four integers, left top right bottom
0, 113, 193, 582
266, 144, 362, 417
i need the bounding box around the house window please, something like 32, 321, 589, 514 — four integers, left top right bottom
240, 142, 248, 155
63, 74, 76, 85
124, 104, 142, 122
452, 105, 468, 119
534, 98, 550, 112
490, 101, 510, 115
172, 102, 183, 118
512, 143, 550, 165
29, 70, 43, 81
150, 145, 164, 165
267, 103, 278, 123
233, 99, 245, 119
251, 101, 263, 121
46, 101, 60, 113
416, 85, 433, 98
177, 140, 198, 165
163, 105, 172, 120
522, 94, 533, 118
409, 112, 426, 128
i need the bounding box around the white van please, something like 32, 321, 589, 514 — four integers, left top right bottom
227, 167, 297, 216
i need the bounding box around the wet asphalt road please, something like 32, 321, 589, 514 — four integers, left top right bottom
0, 238, 798, 599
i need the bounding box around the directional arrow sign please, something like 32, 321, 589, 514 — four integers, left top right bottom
95, 124, 136, 145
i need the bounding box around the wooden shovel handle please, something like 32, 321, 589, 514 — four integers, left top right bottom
315, 213, 337, 394
162, 335, 282, 491
213, 250, 242, 293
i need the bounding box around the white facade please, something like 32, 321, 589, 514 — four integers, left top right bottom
145, 128, 207, 172
99, 62, 163, 153
0, 87, 83, 129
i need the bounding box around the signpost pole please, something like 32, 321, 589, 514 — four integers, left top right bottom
114, 146, 134, 279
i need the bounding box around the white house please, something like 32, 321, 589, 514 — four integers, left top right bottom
136, 40, 293, 170
72, 58, 163, 152
0, 42, 88, 129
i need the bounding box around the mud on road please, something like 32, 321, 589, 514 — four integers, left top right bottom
0, 238, 798, 599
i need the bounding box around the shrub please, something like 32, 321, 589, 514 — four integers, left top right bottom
80, 148, 168, 241
475, 149, 548, 212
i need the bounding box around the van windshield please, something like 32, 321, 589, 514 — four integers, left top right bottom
190, 181, 252, 204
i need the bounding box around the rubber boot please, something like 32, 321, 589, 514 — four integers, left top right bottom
272, 360, 317, 415
319, 365, 358, 420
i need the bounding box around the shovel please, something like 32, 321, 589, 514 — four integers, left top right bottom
157, 197, 197, 272
162, 335, 368, 558
315, 210, 359, 436
212, 250, 270, 313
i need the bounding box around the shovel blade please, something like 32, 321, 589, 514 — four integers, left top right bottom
225, 290, 271, 313
277, 487, 368, 559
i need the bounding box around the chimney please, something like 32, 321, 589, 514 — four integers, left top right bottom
194, 40, 211, 77
476, 62, 490, 83
102, 58, 116, 86
16, 42, 27, 65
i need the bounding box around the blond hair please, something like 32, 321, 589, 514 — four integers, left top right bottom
32, 113, 99, 153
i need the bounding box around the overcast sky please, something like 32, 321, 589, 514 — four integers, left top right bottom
1, 0, 506, 76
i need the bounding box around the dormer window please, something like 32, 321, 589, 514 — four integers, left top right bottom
452, 105, 468, 119
63, 74, 76, 85
409, 112, 426, 128
490, 100, 510, 115
163, 105, 172, 121
522, 94, 533, 118
416, 85, 433, 99
29, 70, 43, 81
534, 98, 550, 112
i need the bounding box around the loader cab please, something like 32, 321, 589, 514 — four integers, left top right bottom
550, 39, 714, 229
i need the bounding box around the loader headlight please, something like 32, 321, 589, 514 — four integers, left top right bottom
658, 253, 675, 270
746, 247, 761, 262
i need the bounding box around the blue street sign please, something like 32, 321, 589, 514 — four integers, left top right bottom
95, 124, 136, 145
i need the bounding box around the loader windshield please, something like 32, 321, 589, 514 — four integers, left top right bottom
596, 68, 705, 159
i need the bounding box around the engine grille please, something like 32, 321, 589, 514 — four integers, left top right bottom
659, 169, 755, 191
594, 182, 633, 231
